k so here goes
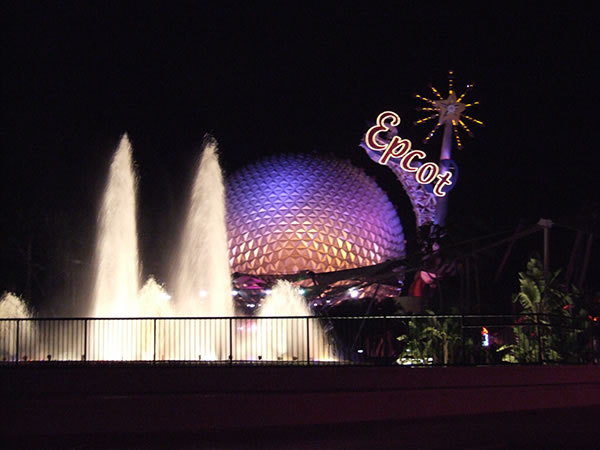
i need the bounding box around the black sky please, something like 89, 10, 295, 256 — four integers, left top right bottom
1, 2, 598, 310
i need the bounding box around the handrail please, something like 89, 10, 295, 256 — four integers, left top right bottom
0, 314, 594, 366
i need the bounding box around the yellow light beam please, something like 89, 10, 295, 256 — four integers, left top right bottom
453, 126, 463, 149
429, 85, 444, 100
458, 120, 474, 136
464, 115, 484, 126
414, 114, 439, 125
423, 123, 442, 143
448, 70, 455, 95
415, 93, 436, 105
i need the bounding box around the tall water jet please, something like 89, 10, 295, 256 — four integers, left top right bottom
172, 135, 233, 317
90, 134, 140, 317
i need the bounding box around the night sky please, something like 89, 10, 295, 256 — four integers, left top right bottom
2, 3, 598, 312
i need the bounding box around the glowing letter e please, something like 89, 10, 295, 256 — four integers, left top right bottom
365, 111, 401, 153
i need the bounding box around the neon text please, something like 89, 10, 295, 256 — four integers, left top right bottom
365, 111, 454, 197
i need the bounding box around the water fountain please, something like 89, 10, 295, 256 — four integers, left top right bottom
0, 292, 33, 360
0, 292, 32, 319
171, 135, 233, 318
85, 134, 177, 359
256, 280, 336, 361
1, 134, 335, 362
90, 134, 141, 318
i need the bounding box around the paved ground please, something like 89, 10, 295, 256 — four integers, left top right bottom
4, 364, 599, 449
8, 406, 598, 449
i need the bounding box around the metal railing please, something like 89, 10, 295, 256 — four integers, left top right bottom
0, 314, 595, 365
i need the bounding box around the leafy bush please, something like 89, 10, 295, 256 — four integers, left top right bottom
498, 258, 588, 364
396, 309, 473, 365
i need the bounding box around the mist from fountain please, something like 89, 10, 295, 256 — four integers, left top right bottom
0, 291, 33, 319
257, 280, 337, 361
171, 136, 233, 318
260, 280, 312, 317
0, 292, 33, 360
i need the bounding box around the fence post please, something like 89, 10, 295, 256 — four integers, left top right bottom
306, 317, 310, 365
15, 319, 20, 364
461, 314, 465, 365
536, 314, 543, 364
229, 317, 233, 365
153, 318, 157, 362
383, 315, 387, 360
83, 319, 88, 361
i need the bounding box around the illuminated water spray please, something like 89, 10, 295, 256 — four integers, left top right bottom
86, 135, 175, 359
256, 280, 336, 361
172, 135, 233, 317
0, 292, 33, 360
91, 134, 140, 317
261, 280, 312, 317
2, 135, 342, 362
0, 292, 32, 319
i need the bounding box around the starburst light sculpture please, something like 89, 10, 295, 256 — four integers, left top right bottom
414, 70, 483, 149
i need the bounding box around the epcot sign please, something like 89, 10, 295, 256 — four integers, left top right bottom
364, 111, 454, 197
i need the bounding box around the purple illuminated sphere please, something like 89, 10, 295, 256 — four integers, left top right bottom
226, 154, 405, 275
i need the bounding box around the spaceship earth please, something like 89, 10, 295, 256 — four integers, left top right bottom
226, 154, 405, 275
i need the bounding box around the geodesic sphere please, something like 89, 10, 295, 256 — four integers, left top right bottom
226, 154, 405, 275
